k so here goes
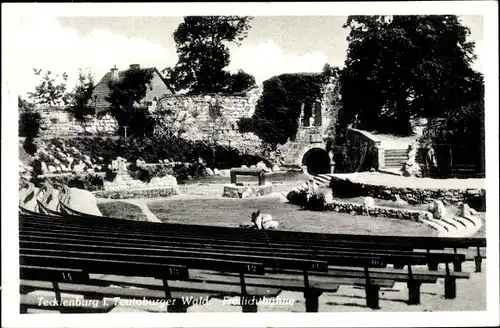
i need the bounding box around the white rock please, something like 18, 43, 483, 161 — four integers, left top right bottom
205, 168, 214, 176
272, 165, 280, 172
41, 162, 48, 174
213, 168, 220, 176
48, 165, 57, 173
459, 203, 472, 217
431, 200, 447, 219
363, 197, 375, 209
256, 161, 267, 170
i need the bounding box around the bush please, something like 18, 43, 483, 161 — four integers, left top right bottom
32, 174, 105, 191
105, 169, 117, 182
23, 137, 38, 156
19, 111, 41, 138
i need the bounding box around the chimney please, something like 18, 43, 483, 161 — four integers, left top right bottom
110, 65, 118, 81
129, 64, 140, 70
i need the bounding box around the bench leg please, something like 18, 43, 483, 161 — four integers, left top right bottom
453, 259, 462, 272
444, 277, 457, 299
304, 290, 322, 313
240, 297, 258, 313
167, 299, 189, 313
475, 256, 482, 273
407, 282, 421, 305
365, 286, 380, 310
428, 262, 438, 271
242, 302, 258, 313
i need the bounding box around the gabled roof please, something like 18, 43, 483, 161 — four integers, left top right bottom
93, 66, 175, 109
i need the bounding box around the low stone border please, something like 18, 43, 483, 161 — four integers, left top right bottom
223, 183, 273, 198
93, 186, 177, 199
323, 199, 432, 222
330, 176, 486, 210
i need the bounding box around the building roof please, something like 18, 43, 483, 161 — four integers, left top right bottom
93, 66, 175, 109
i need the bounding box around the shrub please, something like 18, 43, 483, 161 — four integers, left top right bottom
105, 169, 117, 182
19, 111, 42, 138
23, 137, 38, 156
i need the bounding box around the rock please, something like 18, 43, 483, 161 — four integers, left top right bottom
256, 161, 267, 170
205, 168, 214, 176
241, 165, 248, 169
48, 165, 57, 173
272, 165, 280, 172
41, 162, 48, 174
213, 168, 220, 176
363, 196, 375, 209
250, 165, 257, 169
459, 203, 472, 217
430, 200, 447, 219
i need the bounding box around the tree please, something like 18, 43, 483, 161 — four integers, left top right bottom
164, 16, 253, 94
339, 15, 480, 135
227, 69, 256, 93
68, 69, 96, 122
239, 72, 327, 145
106, 67, 154, 136
18, 96, 41, 139
28, 69, 71, 109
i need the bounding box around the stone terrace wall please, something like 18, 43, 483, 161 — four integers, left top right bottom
36, 87, 263, 151
154, 87, 264, 153
38, 109, 118, 136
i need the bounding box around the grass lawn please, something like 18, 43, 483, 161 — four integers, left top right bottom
147, 197, 437, 237
97, 201, 149, 221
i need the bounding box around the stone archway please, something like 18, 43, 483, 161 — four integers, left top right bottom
301, 148, 331, 175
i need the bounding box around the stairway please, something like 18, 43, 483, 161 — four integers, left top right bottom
383, 149, 408, 169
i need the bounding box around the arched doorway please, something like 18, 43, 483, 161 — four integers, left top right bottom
302, 148, 330, 175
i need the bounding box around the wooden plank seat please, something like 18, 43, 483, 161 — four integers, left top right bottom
20, 294, 114, 314
20, 213, 484, 272
20, 223, 466, 270
188, 270, 395, 311
21, 242, 329, 273
20, 256, 271, 313
289, 265, 471, 303
20, 216, 417, 251
20, 212, 486, 252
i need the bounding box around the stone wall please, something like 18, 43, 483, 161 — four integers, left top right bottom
38, 109, 118, 136
93, 186, 177, 199
329, 176, 486, 210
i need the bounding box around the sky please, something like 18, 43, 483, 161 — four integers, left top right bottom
16, 15, 484, 96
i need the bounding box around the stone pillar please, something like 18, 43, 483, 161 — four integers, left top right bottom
377, 146, 385, 170
299, 103, 305, 127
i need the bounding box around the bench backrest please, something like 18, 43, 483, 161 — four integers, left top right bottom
230, 168, 266, 185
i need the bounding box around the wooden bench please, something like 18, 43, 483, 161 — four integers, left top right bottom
20, 217, 466, 269
19, 213, 486, 311
20, 255, 273, 313
230, 168, 266, 186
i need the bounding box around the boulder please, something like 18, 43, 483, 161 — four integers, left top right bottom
41, 162, 48, 174
363, 196, 375, 209
213, 168, 220, 176
241, 165, 248, 169
430, 200, 447, 219
250, 165, 257, 169
256, 161, 267, 170
205, 168, 214, 176
459, 203, 472, 217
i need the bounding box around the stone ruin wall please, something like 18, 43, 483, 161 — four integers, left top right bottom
36, 87, 263, 151
153, 86, 264, 154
